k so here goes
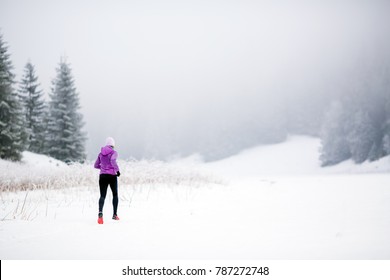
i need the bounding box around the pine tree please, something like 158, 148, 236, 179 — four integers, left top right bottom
366, 97, 386, 161
320, 100, 351, 166
18, 61, 47, 154
346, 109, 376, 163
46, 58, 86, 163
0, 33, 25, 161
378, 63, 390, 157
347, 59, 390, 163
382, 89, 390, 156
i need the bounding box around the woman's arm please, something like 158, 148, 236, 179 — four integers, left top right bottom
110, 151, 120, 173
94, 155, 101, 169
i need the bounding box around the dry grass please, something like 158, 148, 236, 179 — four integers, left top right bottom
0, 158, 223, 192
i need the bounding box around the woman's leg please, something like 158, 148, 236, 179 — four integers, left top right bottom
99, 175, 109, 213
109, 176, 118, 216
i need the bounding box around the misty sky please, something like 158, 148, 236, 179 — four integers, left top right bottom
1, 0, 389, 160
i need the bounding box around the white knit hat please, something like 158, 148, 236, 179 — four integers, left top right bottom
105, 137, 115, 147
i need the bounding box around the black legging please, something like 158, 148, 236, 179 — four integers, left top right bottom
98, 174, 118, 215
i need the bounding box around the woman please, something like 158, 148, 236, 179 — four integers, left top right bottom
94, 137, 120, 224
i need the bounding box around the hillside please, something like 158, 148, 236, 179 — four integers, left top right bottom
206, 135, 390, 177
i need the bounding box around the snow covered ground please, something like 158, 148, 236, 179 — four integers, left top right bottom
1, 136, 390, 259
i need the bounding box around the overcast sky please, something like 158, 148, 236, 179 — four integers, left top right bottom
1, 0, 389, 160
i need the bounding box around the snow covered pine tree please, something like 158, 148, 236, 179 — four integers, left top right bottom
18, 61, 47, 154
0, 33, 25, 161
46, 58, 86, 163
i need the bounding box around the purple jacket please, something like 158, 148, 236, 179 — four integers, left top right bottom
94, 145, 119, 175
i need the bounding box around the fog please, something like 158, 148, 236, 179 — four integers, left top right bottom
1, 0, 389, 160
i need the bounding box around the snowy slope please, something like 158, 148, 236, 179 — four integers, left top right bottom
21, 151, 68, 168
0, 151, 68, 176
206, 135, 390, 177
1, 136, 390, 260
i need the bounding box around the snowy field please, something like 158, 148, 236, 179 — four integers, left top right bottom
1, 136, 390, 259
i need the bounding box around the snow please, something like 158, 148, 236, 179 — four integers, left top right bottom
206, 135, 390, 177
20, 151, 68, 168
1, 136, 390, 259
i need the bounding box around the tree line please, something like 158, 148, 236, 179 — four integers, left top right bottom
0, 32, 86, 163
320, 61, 390, 166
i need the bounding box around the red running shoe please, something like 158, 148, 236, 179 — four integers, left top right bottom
98, 213, 103, 224
112, 214, 120, 220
